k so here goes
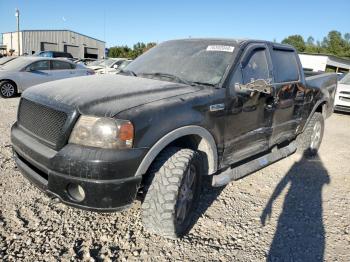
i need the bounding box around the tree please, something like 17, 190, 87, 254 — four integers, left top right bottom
281, 35, 306, 52
323, 31, 347, 56
108, 45, 132, 58
108, 42, 157, 59
344, 33, 350, 43
307, 36, 314, 46
282, 31, 350, 57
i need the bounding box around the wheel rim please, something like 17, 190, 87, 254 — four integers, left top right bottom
176, 164, 197, 224
310, 121, 322, 149
1, 83, 15, 97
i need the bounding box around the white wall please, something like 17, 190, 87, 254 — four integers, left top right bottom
2, 32, 23, 56
298, 54, 328, 72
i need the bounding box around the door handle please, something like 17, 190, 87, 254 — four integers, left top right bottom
265, 103, 274, 110
265, 97, 276, 110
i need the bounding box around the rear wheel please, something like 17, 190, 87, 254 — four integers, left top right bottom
141, 147, 203, 238
0, 81, 17, 98
297, 112, 324, 157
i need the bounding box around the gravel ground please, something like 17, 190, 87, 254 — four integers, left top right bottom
0, 97, 349, 261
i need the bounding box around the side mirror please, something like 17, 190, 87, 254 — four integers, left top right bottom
235, 79, 273, 95
113, 64, 119, 69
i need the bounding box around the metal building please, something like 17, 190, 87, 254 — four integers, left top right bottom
299, 53, 350, 73
1, 30, 105, 58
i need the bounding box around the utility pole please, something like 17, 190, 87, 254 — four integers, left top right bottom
15, 8, 20, 56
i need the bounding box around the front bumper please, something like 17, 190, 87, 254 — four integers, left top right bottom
334, 90, 350, 112
11, 123, 148, 212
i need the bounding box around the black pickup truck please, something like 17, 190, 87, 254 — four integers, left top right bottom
11, 39, 337, 238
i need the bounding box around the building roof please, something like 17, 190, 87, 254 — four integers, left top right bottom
2, 29, 105, 43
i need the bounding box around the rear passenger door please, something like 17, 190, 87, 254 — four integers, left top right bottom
269, 45, 305, 146
51, 60, 77, 80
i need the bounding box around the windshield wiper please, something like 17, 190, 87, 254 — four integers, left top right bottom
140, 72, 191, 85
190, 81, 216, 87
119, 69, 137, 76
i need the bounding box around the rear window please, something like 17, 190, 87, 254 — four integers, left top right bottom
271, 49, 299, 83
52, 60, 74, 70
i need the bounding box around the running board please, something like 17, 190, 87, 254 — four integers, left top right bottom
212, 141, 297, 187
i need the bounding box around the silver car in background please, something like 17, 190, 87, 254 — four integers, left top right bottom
0, 57, 94, 98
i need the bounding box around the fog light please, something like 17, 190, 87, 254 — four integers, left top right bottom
67, 183, 85, 202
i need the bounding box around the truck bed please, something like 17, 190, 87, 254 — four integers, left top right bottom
305, 73, 338, 117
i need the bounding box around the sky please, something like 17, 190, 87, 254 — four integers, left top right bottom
0, 0, 349, 48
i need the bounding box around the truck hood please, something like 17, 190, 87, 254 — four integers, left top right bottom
337, 83, 350, 92
23, 74, 202, 117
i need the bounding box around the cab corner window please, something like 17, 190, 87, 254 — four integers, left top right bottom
272, 49, 299, 83
242, 49, 269, 84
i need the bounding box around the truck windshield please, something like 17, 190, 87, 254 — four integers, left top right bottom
125, 40, 237, 86
340, 73, 350, 85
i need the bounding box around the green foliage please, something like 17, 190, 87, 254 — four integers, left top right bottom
108, 42, 157, 59
282, 31, 350, 58
282, 35, 306, 52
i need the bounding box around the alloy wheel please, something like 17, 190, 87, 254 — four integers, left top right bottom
1, 83, 15, 97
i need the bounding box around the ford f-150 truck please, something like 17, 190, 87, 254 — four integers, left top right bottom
11, 39, 337, 238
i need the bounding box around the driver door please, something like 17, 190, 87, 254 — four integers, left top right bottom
19, 60, 52, 91
223, 44, 275, 165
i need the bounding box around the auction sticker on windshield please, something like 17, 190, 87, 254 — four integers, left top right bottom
206, 45, 235, 52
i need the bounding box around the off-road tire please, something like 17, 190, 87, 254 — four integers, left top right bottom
141, 147, 203, 239
297, 112, 324, 157
0, 80, 17, 98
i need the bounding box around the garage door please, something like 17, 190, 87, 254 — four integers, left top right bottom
64, 45, 80, 58
84, 47, 98, 59
41, 42, 58, 51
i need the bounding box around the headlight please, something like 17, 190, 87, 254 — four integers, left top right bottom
69, 116, 134, 149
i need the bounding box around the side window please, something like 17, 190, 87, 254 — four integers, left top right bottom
242, 49, 270, 84
271, 49, 299, 83
52, 60, 73, 70
27, 60, 50, 71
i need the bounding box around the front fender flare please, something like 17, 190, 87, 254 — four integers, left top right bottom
135, 125, 218, 176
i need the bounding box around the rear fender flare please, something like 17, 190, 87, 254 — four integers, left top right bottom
302, 99, 328, 132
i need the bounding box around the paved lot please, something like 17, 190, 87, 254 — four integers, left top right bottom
0, 97, 349, 261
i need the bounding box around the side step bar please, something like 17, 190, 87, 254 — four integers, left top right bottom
212, 141, 297, 187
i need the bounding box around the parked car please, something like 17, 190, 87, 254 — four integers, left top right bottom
334, 73, 350, 112
0, 56, 17, 66
87, 58, 126, 74
76, 58, 98, 65
0, 57, 94, 98
337, 73, 346, 82
36, 51, 73, 59
11, 39, 337, 238
114, 59, 133, 74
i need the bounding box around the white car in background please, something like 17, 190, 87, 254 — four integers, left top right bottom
0, 56, 17, 65
88, 58, 126, 74
0, 57, 94, 98
334, 73, 350, 112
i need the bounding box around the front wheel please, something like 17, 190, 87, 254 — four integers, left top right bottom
297, 112, 324, 157
0, 81, 17, 98
141, 147, 203, 238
